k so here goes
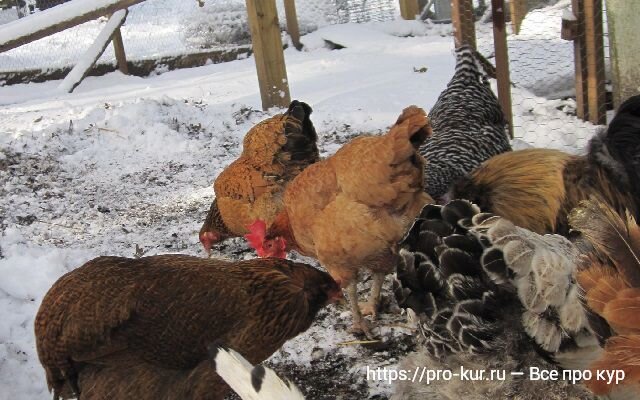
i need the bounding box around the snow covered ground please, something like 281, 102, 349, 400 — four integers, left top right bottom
0, 9, 602, 400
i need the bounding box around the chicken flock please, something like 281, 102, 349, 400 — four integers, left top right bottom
33, 45, 640, 400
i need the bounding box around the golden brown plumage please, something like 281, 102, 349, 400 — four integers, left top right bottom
571, 200, 640, 396
247, 106, 433, 337
35, 255, 340, 400
199, 100, 320, 252
450, 95, 640, 236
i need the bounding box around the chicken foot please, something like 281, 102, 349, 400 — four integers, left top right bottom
359, 272, 385, 319
346, 281, 374, 340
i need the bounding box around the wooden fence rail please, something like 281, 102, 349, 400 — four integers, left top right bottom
0, 0, 145, 53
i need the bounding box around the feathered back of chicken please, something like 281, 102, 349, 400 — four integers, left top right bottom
240, 100, 320, 173
420, 45, 511, 201
328, 105, 432, 209
572, 198, 640, 397
392, 200, 596, 399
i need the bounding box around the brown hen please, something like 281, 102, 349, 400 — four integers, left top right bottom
246, 106, 433, 338
35, 255, 340, 400
199, 100, 320, 253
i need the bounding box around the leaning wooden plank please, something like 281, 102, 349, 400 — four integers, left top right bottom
58, 9, 127, 93
0, 0, 145, 53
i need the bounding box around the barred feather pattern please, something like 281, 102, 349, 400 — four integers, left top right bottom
392, 200, 599, 399
420, 45, 512, 201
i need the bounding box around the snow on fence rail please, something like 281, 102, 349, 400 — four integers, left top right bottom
0, 0, 145, 53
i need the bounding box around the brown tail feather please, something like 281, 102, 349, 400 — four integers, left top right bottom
587, 336, 640, 395
570, 198, 640, 287
573, 198, 640, 396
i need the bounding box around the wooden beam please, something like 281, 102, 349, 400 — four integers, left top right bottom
112, 26, 129, 74
571, 0, 588, 120
283, 0, 302, 51
491, 0, 513, 139
0, 46, 252, 86
245, 0, 291, 110
0, 0, 146, 53
58, 10, 128, 93
451, 0, 476, 49
399, 0, 420, 20
509, 0, 527, 34
583, 0, 606, 125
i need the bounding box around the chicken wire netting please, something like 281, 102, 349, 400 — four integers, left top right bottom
0, 0, 399, 78
447, 0, 610, 152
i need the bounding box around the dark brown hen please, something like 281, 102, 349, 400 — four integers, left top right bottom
35, 255, 340, 400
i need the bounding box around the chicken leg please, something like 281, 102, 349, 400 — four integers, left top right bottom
360, 272, 385, 319
346, 281, 374, 339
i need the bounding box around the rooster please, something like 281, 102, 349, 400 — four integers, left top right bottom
420, 45, 511, 202
393, 198, 639, 399
448, 94, 640, 235
245, 106, 433, 338
199, 100, 320, 253
35, 255, 340, 400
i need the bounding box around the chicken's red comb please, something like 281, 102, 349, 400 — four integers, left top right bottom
244, 219, 267, 252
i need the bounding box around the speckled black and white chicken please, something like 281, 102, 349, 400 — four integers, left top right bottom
420, 45, 511, 202
392, 199, 640, 400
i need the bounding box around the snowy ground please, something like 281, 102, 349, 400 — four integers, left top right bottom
0, 10, 602, 400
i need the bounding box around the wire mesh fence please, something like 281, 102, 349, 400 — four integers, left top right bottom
448, 0, 609, 152
0, 0, 399, 82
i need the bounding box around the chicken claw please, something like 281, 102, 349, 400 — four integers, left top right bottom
346, 281, 376, 339
349, 317, 374, 340
360, 272, 385, 320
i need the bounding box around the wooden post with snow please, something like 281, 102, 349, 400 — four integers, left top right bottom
509, 0, 527, 34
399, 0, 419, 20
283, 0, 302, 51
451, 0, 476, 49
569, 0, 588, 120
245, 0, 291, 110
567, 0, 605, 124
583, 0, 606, 125
58, 10, 128, 93
0, 0, 146, 53
491, 0, 513, 139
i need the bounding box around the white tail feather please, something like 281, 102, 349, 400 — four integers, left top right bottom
214, 348, 305, 400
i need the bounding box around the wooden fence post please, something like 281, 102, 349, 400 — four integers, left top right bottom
399, 0, 420, 20
510, 0, 527, 34
283, 0, 302, 50
112, 26, 129, 74
583, 0, 606, 125
571, 0, 588, 120
491, 0, 513, 139
246, 0, 291, 110
451, 0, 476, 49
